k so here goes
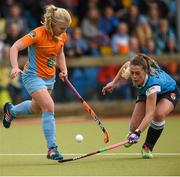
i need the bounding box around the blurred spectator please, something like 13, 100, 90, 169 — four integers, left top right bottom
134, 15, 152, 51
147, 2, 160, 31
4, 22, 22, 46
90, 33, 111, 56
65, 27, 88, 57
77, 0, 103, 22
128, 37, 140, 57
81, 6, 112, 56
99, 6, 119, 36
124, 4, 140, 34
0, 0, 16, 17
155, 18, 176, 54
111, 22, 129, 54
4, 22, 27, 56
6, 3, 30, 35
163, 37, 178, 54
146, 40, 157, 54
81, 6, 100, 40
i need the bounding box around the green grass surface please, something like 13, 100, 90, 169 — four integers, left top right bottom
0, 117, 180, 176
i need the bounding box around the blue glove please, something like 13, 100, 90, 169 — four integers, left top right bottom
128, 129, 141, 144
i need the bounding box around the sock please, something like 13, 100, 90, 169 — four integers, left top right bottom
143, 120, 165, 151
10, 100, 32, 116
42, 112, 57, 149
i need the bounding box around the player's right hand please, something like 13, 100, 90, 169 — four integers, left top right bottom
10, 67, 24, 79
59, 71, 68, 81
128, 129, 141, 144
102, 81, 116, 95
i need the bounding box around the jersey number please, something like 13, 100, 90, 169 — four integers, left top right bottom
47, 57, 55, 68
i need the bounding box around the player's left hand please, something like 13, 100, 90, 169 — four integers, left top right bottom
128, 129, 141, 144
59, 71, 68, 81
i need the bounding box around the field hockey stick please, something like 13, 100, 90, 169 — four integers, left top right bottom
64, 77, 109, 143
58, 140, 129, 163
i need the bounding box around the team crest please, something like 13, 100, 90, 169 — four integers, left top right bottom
170, 93, 176, 100
28, 31, 36, 38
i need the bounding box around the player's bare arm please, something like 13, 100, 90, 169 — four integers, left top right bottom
10, 40, 27, 79
138, 93, 157, 132
57, 47, 68, 80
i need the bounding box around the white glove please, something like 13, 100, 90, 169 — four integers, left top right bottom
121, 66, 130, 80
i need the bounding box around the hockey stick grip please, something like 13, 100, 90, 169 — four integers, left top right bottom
64, 77, 83, 101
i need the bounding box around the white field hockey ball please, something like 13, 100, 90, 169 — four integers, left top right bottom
75, 134, 83, 143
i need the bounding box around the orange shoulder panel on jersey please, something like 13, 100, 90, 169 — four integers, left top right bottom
20, 26, 43, 48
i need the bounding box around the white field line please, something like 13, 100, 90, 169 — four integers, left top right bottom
0, 153, 180, 156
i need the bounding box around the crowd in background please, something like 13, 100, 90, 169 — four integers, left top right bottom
0, 0, 179, 105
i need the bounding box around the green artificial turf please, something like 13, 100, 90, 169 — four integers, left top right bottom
0, 116, 180, 176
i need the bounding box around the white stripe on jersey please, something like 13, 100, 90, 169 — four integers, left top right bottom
146, 85, 161, 96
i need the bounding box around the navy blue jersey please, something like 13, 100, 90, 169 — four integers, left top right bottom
136, 68, 176, 96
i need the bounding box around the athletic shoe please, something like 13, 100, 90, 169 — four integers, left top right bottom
141, 144, 153, 159
47, 147, 63, 160
124, 132, 132, 148
2, 102, 15, 128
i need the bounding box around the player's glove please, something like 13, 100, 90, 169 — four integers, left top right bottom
128, 129, 141, 144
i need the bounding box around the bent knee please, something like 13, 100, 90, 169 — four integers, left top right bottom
31, 100, 41, 113
41, 103, 54, 112
154, 111, 166, 120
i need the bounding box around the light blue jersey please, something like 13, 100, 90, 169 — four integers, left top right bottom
136, 68, 176, 96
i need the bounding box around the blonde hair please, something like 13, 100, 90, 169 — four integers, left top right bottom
130, 53, 160, 75
42, 5, 72, 34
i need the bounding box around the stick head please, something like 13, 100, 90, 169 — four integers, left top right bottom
104, 131, 109, 143
58, 158, 73, 163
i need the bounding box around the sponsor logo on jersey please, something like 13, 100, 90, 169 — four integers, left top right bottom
170, 93, 176, 100
28, 31, 36, 38
47, 56, 55, 68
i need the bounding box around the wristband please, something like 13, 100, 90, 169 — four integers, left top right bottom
135, 129, 141, 136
